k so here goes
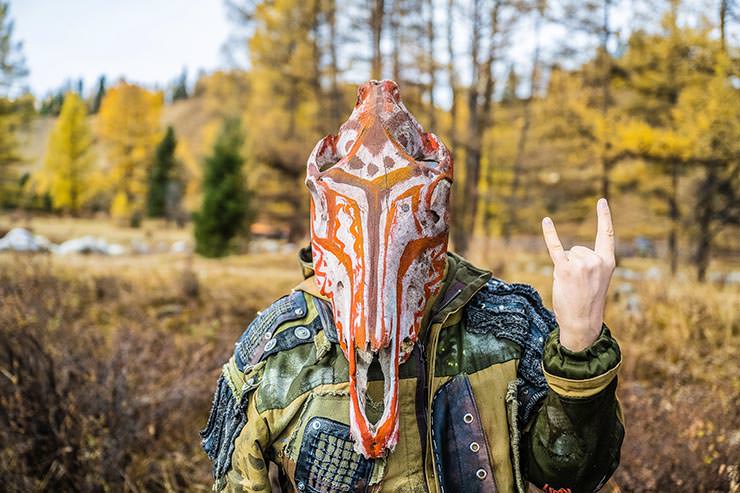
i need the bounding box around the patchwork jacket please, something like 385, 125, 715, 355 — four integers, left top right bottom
201, 251, 624, 493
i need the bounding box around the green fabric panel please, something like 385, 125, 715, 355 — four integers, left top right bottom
523, 378, 624, 493
255, 339, 420, 412
434, 320, 521, 377
543, 325, 621, 380
256, 343, 347, 412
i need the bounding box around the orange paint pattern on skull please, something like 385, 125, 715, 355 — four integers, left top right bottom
306, 80, 453, 458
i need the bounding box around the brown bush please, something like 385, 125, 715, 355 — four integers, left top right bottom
1, 253, 738, 492
0, 256, 255, 492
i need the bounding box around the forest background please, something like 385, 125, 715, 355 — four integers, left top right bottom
0, 0, 738, 491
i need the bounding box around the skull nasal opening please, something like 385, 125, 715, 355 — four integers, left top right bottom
364, 351, 386, 426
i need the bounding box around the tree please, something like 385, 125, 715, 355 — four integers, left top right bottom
97, 81, 163, 222
452, 0, 521, 255
502, 0, 545, 243
231, 0, 327, 241
194, 119, 252, 257
146, 125, 178, 218
556, 0, 619, 200
0, 1, 27, 92
40, 92, 94, 214
370, 0, 385, 79
171, 68, 189, 101
617, 3, 723, 274
90, 75, 106, 114
0, 0, 30, 207
673, 67, 740, 281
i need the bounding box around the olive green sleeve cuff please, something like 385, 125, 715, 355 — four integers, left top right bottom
542, 325, 621, 399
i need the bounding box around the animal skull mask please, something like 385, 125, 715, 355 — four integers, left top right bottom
306, 80, 453, 458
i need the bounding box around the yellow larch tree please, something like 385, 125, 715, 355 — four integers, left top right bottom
40, 92, 94, 214
97, 81, 163, 221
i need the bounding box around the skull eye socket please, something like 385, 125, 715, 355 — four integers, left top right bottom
319, 160, 339, 172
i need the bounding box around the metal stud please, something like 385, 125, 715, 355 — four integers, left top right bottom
294, 307, 304, 316
469, 441, 480, 452
476, 468, 487, 480
297, 481, 305, 490
264, 332, 273, 340
311, 420, 321, 430
463, 413, 474, 424
264, 339, 277, 352
294, 326, 311, 340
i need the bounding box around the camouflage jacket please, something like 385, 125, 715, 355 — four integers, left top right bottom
201, 251, 624, 493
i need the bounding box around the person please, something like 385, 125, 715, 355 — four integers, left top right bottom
201, 80, 624, 493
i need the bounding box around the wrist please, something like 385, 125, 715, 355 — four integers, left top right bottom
558, 321, 602, 352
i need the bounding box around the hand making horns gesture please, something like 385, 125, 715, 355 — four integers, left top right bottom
541, 198, 616, 352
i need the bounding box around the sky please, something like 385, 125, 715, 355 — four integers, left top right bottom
12, 0, 233, 96
9, 0, 640, 106
10, 0, 731, 102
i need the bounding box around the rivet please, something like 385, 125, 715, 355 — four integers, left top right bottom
294, 307, 304, 316
476, 468, 487, 480
469, 441, 480, 452
311, 420, 321, 430
264, 339, 277, 352
294, 326, 311, 340
264, 332, 273, 340
463, 413, 474, 424
297, 481, 305, 490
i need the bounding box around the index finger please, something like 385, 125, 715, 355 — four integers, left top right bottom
595, 198, 615, 261
542, 217, 567, 265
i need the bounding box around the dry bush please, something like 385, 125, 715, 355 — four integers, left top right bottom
609, 279, 740, 492
1, 250, 738, 492
0, 256, 260, 492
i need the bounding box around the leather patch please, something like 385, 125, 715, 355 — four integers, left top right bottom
431, 374, 497, 493
314, 297, 338, 343
259, 316, 322, 362
295, 417, 374, 493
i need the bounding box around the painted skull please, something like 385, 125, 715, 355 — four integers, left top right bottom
306, 80, 453, 458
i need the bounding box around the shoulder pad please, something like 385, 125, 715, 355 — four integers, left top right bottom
464, 278, 557, 424
234, 290, 309, 371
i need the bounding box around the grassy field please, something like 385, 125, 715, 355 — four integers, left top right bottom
1, 217, 738, 492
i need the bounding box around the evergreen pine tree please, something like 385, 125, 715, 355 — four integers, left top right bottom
172, 69, 188, 101
147, 125, 177, 218
194, 119, 251, 257
90, 75, 106, 114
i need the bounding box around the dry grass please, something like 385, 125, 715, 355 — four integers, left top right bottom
0, 240, 738, 492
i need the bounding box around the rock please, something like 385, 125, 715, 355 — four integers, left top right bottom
170, 240, 189, 254
0, 228, 55, 252
57, 236, 126, 256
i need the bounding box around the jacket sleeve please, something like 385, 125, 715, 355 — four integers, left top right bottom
521, 325, 624, 493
